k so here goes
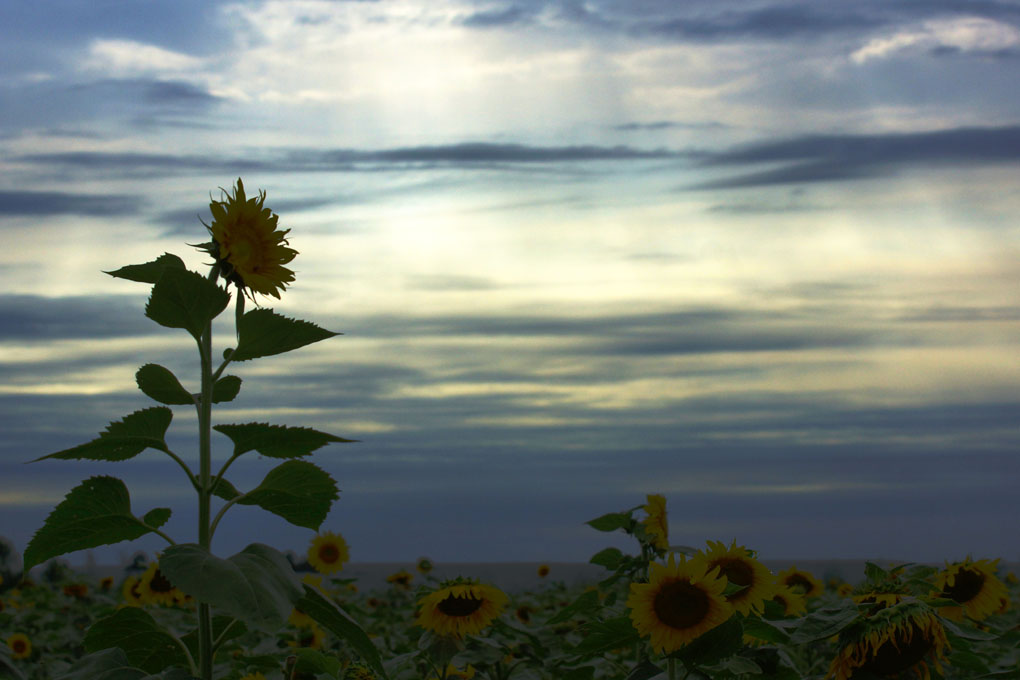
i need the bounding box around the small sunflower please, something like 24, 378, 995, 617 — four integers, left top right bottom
642, 494, 669, 551
99, 576, 114, 592
537, 564, 550, 578
199, 178, 297, 299
289, 607, 316, 629
307, 531, 350, 575
932, 557, 1008, 621
777, 566, 824, 599
415, 580, 509, 638
121, 575, 145, 607
417, 556, 434, 575
701, 540, 778, 615
770, 585, 807, 617
435, 665, 476, 679
6, 633, 31, 660
137, 563, 179, 606
827, 601, 948, 680
515, 605, 533, 624
387, 569, 414, 590
626, 553, 733, 653
288, 624, 326, 650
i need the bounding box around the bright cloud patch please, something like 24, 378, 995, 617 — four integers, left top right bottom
851, 16, 1020, 63
84, 39, 206, 76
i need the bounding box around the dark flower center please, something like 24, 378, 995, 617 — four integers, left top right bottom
859, 625, 934, 676
319, 544, 340, 563
943, 568, 985, 603
653, 580, 710, 630
438, 594, 484, 617
785, 573, 814, 594
11, 639, 26, 654
150, 570, 175, 594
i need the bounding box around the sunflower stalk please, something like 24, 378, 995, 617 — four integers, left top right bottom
195, 267, 218, 680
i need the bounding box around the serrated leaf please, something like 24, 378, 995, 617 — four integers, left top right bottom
572, 617, 641, 657
136, 364, 193, 405
742, 617, 791, 644
789, 602, 860, 644
84, 607, 190, 674
211, 375, 242, 403
35, 407, 172, 462
23, 477, 163, 572
213, 422, 354, 459
145, 267, 230, 340
159, 543, 303, 633
590, 547, 624, 570
142, 508, 172, 530
105, 253, 186, 284
586, 511, 633, 532
231, 308, 339, 361
297, 583, 387, 678
53, 648, 146, 680
293, 648, 342, 677
238, 460, 339, 530
209, 476, 241, 501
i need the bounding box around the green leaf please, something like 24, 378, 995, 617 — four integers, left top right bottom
572, 616, 641, 657
864, 561, 888, 583
209, 476, 241, 501
590, 547, 625, 570
586, 511, 633, 532
214, 422, 355, 459
676, 617, 743, 667
741, 617, 791, 645
145, 267, 230, 340
0, 653, 27, 680
136, 364, 193, 405
211, 375, 242, 403
297, 583, 388, 679
142, 507, 172, 530
53, 649, 146, 680
24, 477, 165, 572
547, 589, 602, 625
159, 543, 303, 633
105, 253, 186, 284
231, 308, 339, 361
789, 602, 860, 644
84, 607, 190, 674
238, 460, 339, 530
35, 407, 172, 462
941, 617, 1003, 641
293, 648, 342, 678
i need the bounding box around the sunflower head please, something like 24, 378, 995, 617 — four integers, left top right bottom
826, 600, 948, 680
770, 585, 808, 617
537, 564, 550, 578
777, 566, 824, 599
417, 557, 435, 574
121, 575, 144, 607
288, 624, 326, 650
308, 531, 350, 575
931, 557, 1008, 621
626, 552, 733, 653
415, 579, 509, 638
6, 633, 31, 660
387, 569, 414, 589
138, 563, 179, 607
641, 494, 669, 551
198, 178, 297, 299
701, 540, 778, 615
852, 581, 909, 614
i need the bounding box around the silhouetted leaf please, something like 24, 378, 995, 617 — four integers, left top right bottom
231, 308, 338, 361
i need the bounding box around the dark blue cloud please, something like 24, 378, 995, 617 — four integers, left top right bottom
639, 4, 886, 40
0, 191, 143, 217
461, 5, 533, 27
0, 295, 153, 340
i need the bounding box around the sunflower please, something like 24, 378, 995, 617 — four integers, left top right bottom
642, 494, 669, 551
852, 582, 908, 612
345, 664, 377, 680
770, 585, 807, 617
435, 665, 476, 679
417, 556, 434, 575
387, 569, 414, 590
121, 575, 145, 607
199, 178, 297, 299
137, 563, 179, 606
415, 580, 508, 638
289, 607, 316, 629
701, 540, 778, 615
288, 624, 326, 650
6, 633, 31, 660
626, 553, 733, 653
537, 564, 550, 578
515, 605, 533, 624
827, 601, 948, 680
931, 557, 1008, 621
99, 576, 114, 592
777, 566, 824, 599
307, 531, 350, 575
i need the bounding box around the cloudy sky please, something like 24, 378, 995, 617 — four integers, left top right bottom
2, 0, 1019, 568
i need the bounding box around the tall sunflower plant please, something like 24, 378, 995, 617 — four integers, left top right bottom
20, 179, 386, 680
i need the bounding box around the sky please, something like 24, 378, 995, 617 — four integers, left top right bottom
1, 0, 1019, 569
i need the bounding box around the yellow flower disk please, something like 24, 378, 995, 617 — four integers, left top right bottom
6, 633, 31, 660
777, 565, 825, 598
308, 531, 350, 575
137, 563, 179, 607
701, 540, 778, 615
416, 582, 508, 638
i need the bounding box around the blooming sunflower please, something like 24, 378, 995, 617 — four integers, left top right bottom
770, 585, 807, 617
537, 564, 550, 578
99, 576, 114, 592
642, 493, 669, 551
121, 575, 145, 607
626, 553, 733, 653
777, 566, 824, 599
387, 569, 414, 589
6, 633, 31, 660
701, 540, 778, 615
199, 178, 297, 299
288, 624, 326, 650
415, 580, 509, 638
827, 601, 948, 680
932, 557, 1008, 621
137, 563, 179, 606
417, 556, 434, 575
307, 531, 350, 575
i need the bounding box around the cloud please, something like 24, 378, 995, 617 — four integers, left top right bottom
639, 4, 886, 40
851, 16, 1020, 63
0, 191, 143, 217
83, 39, 206, 77
0, 295, 153, 341
461, 5, 533, 28
612, 120, 729, 131
690, 125, 1020, 189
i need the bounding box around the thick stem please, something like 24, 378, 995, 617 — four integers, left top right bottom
196, 270, 219, 680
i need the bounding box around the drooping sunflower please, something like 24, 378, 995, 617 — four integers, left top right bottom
777, 566, 824, 599
826, 601, 949, 680
852, 581, 908, 612
415, 580, 509, 638
931, 557, 1009, 621
307, 531, 350, 575
6, 633, 31, 660
198, 178, 297, 299
642, 493, 669, 551
627, 553, 733, 653
701, 540, 778, 615
137, 562, 179, 606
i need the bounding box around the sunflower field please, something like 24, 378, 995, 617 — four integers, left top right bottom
3, 180, 1019, 679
